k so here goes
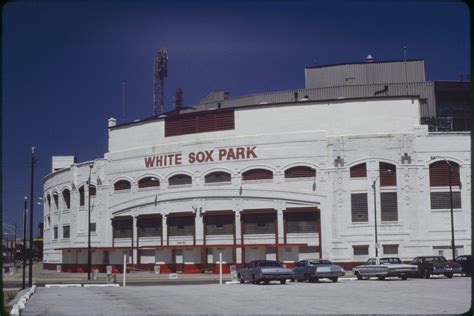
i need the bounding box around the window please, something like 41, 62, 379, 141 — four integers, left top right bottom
379, 162, 396, 186
381, 192, 398, 221
113, 219, 133, 238
284, 212, 319, 233
242, 169, 273, 181
138, 177, 160, 188
429, 161, 460, 187
165, 109, 235, 137
284, 166, 316, 179
62, 189, 70, 209
168, 216, 194, 236
353, 245, 369, 256
383, 244, 399, 255
168, 174, 192, 186
242, 213, 276, 234
350, 163, 367, 178
205, 214, 234, 235
79, 186, 85, 206
114, 180, 131, 191
90, 222, 96, 233
89, 185, 96, 197
47, 194, 51, 210
53, 193, 59, 209
137, 217, 161, 237
53, 226, 58, 240
430, 192, 462, 209
63, 225, 70, 239
351, 193, 368, 222
204, 171, 231, 184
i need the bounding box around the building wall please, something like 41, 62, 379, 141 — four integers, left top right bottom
42, 98, 471, 270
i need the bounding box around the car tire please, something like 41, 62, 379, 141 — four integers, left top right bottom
304, 274, 311, 283
313, 277, 319, 282
445, 273, 453, 279
252, 276, 258, 285
331, 277, 338, 282
377, 276, 385, 280
356, 273, 363, 280
401, 276, 407, 280
264, 280, 270, 285
239, 276, 245, 284
423, 270, 430, 279
280, 279, 286, 285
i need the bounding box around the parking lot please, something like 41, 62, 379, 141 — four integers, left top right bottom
22, 277, 470, 315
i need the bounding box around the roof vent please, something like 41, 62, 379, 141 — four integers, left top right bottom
365, 54, 374, 63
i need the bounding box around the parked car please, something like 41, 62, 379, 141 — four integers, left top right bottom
353, 257, 418, 280
455, 255, 471, 276
238, 260, 293, 284
292, 259, 345, 282
412, 256, 462, 278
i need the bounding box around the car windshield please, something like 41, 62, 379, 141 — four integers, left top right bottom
256, 261, 283, 267
425, 256, 447, 263
380, 258, 402, 264
308, 260, 332, 265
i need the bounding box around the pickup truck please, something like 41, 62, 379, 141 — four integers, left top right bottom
238, 260, 294, 284
353, 257, 418, 280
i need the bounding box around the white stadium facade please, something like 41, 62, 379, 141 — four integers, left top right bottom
42, 94, 471, 273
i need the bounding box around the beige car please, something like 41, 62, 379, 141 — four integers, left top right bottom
353, 257, 418, 280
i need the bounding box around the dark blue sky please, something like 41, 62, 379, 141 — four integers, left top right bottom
2, 1, 470, 236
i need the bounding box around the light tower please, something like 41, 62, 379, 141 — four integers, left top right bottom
153, 48, 168, 116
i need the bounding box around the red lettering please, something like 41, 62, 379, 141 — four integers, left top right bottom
168, 154, 174, 165
156, 155, 163, 166
175, 153, 182, 165
205, 150, 214, 162
236, 147, 245, 159
226, 148, 236, 160
188, 152, 196, 164
246, 146, 257, 159
196, 151, 205, 163
144, 157, 156, 168
219, 149, 227, 160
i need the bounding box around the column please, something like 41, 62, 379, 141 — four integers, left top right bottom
195, 211, 204, 245
132, 216, 138, 265
234, 210, 242, 264
277, 208, 284, 244
162, 214, 168, 246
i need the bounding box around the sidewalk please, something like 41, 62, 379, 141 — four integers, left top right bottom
3, 262, 355, 286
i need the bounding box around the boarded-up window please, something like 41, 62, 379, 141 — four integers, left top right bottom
205, 172, 231, 184
351, 193, 368, 222
284, 166, 316, 179
168, 174, 192, 186
90, 222, 96, 233
89, 185, 96, 197
79, 186, 85, 206
138, 217, 162, 237
242, 213, 276, 234
63, 225, 70, 239
383, 244, 398, 255
62, 189, 70, 209
168, 216, 194, 236
350, 163, 367, 178
53, 226, 58, 240
380, 162, 397, 186
381, 192, 398, 221
285, 212, 319, 233
430, 192, 462, 209
205, 215, 234, 235
114, 180, 131, 191
429, 161, 461, 187
353, 245, 369, 256
113, 219, 133, 238
138, 177, 160, 188
165, 110, 235, 137
242, 169, 273, 181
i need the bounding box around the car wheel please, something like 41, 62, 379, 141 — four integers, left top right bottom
252, 275, 258, 284
445, 273, 453, 279
263, 280, 270, 285
331, 277, 338, 282
356, 273, 363, 280
377, 276, 385, 280
313, 277, 319, 282
239, 275, 245, 284
280, 279, 286, 285
304, 274, 311, 283
401, 276, 407, 280
423, 270, 430, 279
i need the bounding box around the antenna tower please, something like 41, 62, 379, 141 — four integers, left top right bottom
153, 48, 168, 116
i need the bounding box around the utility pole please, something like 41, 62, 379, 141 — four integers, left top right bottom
28, 147, 36, 287
22, 197, 28, 290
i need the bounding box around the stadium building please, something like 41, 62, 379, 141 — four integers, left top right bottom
42, 58, 471, 273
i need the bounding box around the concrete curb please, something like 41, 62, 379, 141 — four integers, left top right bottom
10, 285, 36, 315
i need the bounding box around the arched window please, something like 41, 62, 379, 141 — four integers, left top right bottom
205, 171, 231, 184
350, 163, 367, 178
429, 161, 461, 210
114, 180, 131, 191
379, 162, 397, 186
284, 166, 315, 178
168, 174, 192, 186
242, 169, 273, 181
47, 194, 51, 209
62, 189, 70, 209
89, 185, 96, 197
79, 186, 85, 206
138, 177, 160, 188
53, 192, 59, 209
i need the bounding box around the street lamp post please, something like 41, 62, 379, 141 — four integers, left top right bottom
22, 197, 28, 289
431, 156, 457, 260
28, 147, 36, 287
371, 169, 391, 257
87, 163, 94, 280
